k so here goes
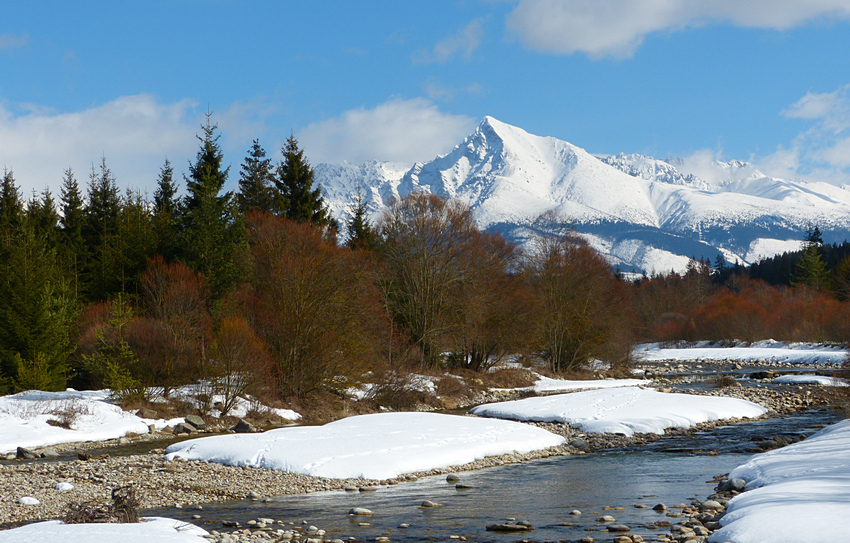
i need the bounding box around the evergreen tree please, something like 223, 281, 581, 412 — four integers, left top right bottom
59, 167, 87, 299
345, 184, 376, 250
791, 244, 830, 291
0, 216, 75, 393
152, 158, 181, 261
28, 188, 60, 246
237, 139, 280, 214
180, 113, 245, 299
275, 135, 334, 227
83, 158, 122, 300
0, 168, 23, 245
115, 188, 156, 296
805, 224, 823, 246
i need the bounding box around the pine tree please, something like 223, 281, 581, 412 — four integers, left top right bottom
345, 184, 376, 250
180, 113, 245, 299
237, 139, 281, 215
275, 135, 334, 227
152, 158, 181, 261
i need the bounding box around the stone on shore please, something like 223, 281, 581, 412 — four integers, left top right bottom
230, 419, 257, 433
185, 414, 206, 430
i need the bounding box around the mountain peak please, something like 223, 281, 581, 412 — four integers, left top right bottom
314, 117, 850, 275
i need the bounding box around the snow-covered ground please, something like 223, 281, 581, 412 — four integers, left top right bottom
0, 388, 299, 456
159, 385, 301, 421
164, 412, 565, 479
470, 387, 767, 436
709, 419, 850, 543
0, 390, 181, 455
0, 517, 209, 543
526, 375, 650, 393
637, 340, 846, 365
773, 374, 848, 386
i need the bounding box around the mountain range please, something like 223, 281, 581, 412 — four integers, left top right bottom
315, 117, 850, 275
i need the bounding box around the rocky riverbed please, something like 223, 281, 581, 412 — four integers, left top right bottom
1, 369, 846, 542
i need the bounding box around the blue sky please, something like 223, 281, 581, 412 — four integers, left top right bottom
4, 0, 850, 196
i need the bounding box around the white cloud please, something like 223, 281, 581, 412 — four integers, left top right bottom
0, 94, 273, 199
762, 84, 850, 176
0, 33, 28, 51
0, 95, 210, 198
506, 0, 850, 59
412, 18, 485, 64
784, 85, 850, 133
298, 97, 476, 165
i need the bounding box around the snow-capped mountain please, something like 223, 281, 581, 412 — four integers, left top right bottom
316, 117, 850, 274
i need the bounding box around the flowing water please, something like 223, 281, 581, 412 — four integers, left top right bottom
145, 409, 840, 543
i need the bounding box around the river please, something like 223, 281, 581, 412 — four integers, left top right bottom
145, 408, 839, 542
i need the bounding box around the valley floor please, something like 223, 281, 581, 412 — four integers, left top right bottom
0, 342, 848, 543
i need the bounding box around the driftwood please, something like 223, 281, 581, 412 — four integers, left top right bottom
63, 487, 143, 524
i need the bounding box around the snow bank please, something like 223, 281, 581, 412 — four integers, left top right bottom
637, 341, 846, 365
530, 376, 651, 393
710, 419, 850, 543
773, 374, 848, 386
0, 386, 302, 455
0, 517, 209, 543
471, 387, 767, 436
165, 412, 565, 479
0, 390, 155, 455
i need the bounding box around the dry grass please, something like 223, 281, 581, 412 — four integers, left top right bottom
713, 374, 740, 388
45, 400, 92, 430
484, 367, 538, 389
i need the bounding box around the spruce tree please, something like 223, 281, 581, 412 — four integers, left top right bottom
59, 167, 87, 300
345, 184, 376, 250
83, 158, 122, 300
237, 139, 281, 215
791, 244, 830, 291
152, 158, 181, 261
28, 188, 60, 246
275, 135, 334, 227
0, 215, 75, 392
0, 169, 23, 242
180, 113, 245, 299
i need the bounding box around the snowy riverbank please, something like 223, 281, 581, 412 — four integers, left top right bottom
709, 419, 850, 543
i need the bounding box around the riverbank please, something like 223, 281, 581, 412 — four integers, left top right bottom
0, 384, 836, 527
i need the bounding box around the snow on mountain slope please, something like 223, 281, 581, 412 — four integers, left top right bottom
315, 160, 409, 224
597, 153, 710, 190
400, 117, 659, 228
314, 117, 850, 274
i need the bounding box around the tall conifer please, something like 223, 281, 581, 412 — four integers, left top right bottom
152, 158, 181, 261
345, 184, 376, 250
180, 113, 245, 298
59, 168, 86, 299
237, 139, 280, 215
83, 158, 122, 300
275, 135, 334, 227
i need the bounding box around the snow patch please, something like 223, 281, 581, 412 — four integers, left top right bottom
164, 412, 565, 479
471, 387, 767, 436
